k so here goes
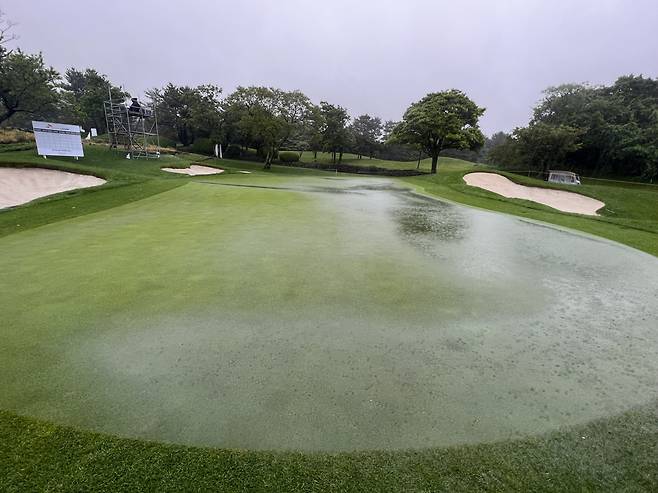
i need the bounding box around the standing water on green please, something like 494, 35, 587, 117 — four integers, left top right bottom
1, 176, 657, 451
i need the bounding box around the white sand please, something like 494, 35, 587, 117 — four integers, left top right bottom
161, 165, 224, 176
463, 172, 605, 216
0, 167, 106, 209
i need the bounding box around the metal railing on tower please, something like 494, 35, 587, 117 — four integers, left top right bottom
104, 96, 160, 159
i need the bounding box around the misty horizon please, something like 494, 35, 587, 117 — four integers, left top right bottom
4, 0, 658, 135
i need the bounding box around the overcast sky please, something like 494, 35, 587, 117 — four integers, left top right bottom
4, 0, 658, 135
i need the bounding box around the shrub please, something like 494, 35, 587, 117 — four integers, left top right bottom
190, 137, 214, 156
0, 128, 35, 144
279, 151, 300, 163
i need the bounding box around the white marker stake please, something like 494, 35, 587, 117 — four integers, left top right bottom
219, 144, 223, 159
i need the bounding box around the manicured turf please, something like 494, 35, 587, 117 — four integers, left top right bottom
300, 150, 431, 171
1, 146, 658, 491
402, 159, 658, 257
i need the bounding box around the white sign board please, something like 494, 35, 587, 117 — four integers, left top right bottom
32, 121, 84, 157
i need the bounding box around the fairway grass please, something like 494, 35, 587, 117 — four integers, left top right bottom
1, 147, 658, 491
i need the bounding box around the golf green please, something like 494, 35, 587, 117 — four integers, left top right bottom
1, 175, 657, 452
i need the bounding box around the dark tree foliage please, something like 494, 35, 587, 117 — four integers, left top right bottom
391, 90, 485, 173
490, 76, 658, 180
320, 102, 351, 164
0, 50, 59, 125
147, 84, 222, 146
60, 68, 126, 133
350, 114, 382, 159
222, 86, 314, 168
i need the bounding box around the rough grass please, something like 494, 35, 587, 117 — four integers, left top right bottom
0, 128, 35, 144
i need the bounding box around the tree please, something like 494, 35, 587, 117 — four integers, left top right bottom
480, 131, 510, 163
223, 86, 314, 168
0, 10, 17, 62
147, 84, 222, 146
391, 90, 485, 173
0, 49, 59, 125
320, 102, 350, 164
60, 68, 126, 132
529, 77, 658, 178
350, 114, 382, 159
302, 105, 324, 161
513, 123, 583, 173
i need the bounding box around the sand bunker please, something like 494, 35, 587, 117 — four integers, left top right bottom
161, 165, 224, 176
463, 172, 604, 215
0, 167, 106, 209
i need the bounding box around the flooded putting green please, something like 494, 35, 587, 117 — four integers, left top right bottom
1, 176, 657, 451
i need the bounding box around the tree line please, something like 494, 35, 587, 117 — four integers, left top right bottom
0, 13, 487, 174
4, 10, 656, 180
484, 77, 658, 180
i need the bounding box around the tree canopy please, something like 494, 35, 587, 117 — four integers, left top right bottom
60, 68, 126, 133
350, 114, 382, 159
222, 86, 315, 167
391, 90, 485, 173
147, 84, 222, 146
0, 49, 59, 125
488, 76, 658, 180
320, 102, 351, 164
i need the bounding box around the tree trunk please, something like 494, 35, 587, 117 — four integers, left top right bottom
264, 150, 272, 169
417, 149, 422, 169
339, 150, 343, 163
0, 109, 15, 125
431, 153, 439, 174
313, 150, 317, 161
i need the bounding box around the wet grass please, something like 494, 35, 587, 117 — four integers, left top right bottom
1, 402, 656, 492
299, 151, 431, 171
1, 147, 658, 491
403, 159, 658, 257
0, 145, 324, 238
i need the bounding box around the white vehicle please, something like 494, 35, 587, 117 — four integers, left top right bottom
548, 170, 581, 185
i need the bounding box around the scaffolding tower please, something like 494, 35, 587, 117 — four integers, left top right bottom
104, 97, 160, 158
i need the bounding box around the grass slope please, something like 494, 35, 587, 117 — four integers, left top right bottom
0, 145, 324, 238
401, 159, 658, 257
1, 146, 657, 491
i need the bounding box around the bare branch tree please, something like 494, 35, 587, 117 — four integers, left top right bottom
0, 10, 18, 58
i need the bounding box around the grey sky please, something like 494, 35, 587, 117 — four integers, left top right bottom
5, 0, 658, 135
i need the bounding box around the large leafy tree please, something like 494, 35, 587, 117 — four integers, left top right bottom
0, 50, 59, 125
301, 104, 324, 161
391, 90, 485, 173
60, 68, 126, 132
223, 86, 314, 168
525, 76, 658, 178
514, 123, 583, 174
147, 83, 222, 146
350, 114, 382, 159
320, 101, 350, 164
